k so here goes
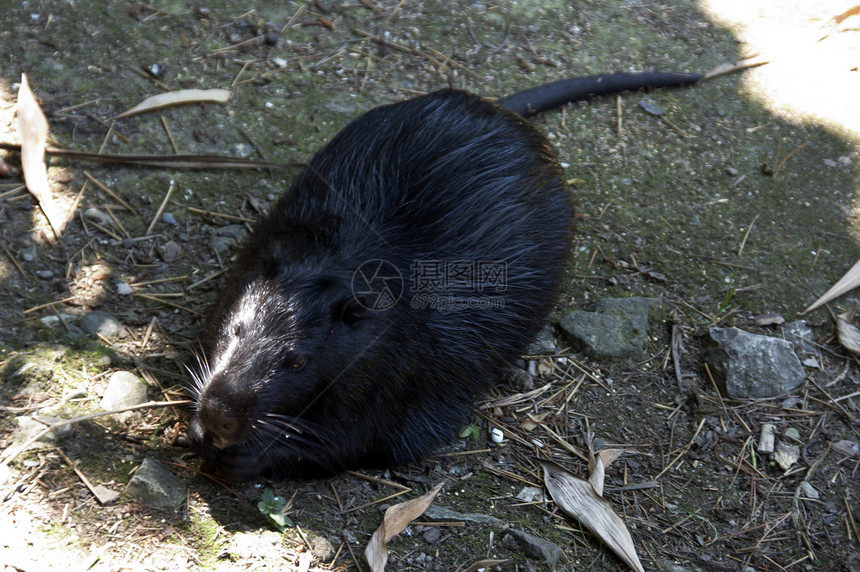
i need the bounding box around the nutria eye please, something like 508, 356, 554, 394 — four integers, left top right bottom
289, 358, 306, 370
232, 324, 242, 337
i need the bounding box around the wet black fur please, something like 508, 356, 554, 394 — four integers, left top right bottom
187, 89, 575, 481
190, 68, 705, 481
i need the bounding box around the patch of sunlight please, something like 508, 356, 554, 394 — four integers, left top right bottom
701, 0, 860, 141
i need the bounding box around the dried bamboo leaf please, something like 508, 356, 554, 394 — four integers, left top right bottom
113, 88, 232, 120
836, 311, 860, 355
598, 448, 626, 468
803, 257, 860, 314
588, 453, 606, 496
364, 482, 443, 572
540, 460, 644, 572
17, 74, 64, 237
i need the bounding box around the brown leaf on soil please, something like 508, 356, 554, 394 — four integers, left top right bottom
364, 482, 444, 572
17, 73, 65, 238
540, 460, 644, 572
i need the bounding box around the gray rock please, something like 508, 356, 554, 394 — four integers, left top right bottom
125, 458, 186, 510
210, 224, 247, 254
424, 505, 501, 525
100, 370, 148, 410
501, 528, 562, 569
79, 310, 122, 338
12, 414, 72, 450
703, 327, 806, 398
308, 534, 335, 561
783, 320, 816, 354
422, 526, 442, 544
161, 212, 178, 225
527, 325, 557, 355
560, 297, 660, 359
40, 313, 78, 328
19, 244, 38, 262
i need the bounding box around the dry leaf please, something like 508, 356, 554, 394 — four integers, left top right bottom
836, 311, 860, 355
540, 460, 644, 572
588, 453, 606, 495
17, 73, 64, 237
113, 88, 232, 120
803, 258, 860, 314
364, 482, 443, 571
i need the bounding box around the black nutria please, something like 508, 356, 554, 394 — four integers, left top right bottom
187, 72, 702, 482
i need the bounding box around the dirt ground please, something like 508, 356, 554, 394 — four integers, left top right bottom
0, 1, 858, 571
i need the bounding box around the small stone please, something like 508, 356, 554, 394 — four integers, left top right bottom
79, 310, 122, 338
116, 282, 134, 295
36, 270, 53, 280
40, 313, 77, 327
125, 458, 187, 509
833, 439, 860, 458
527, 325, 557, 355
92, 484, 120, 505
783, 321, 816, 353
210, 224, 247, 254
560, 297, 660, 360
100, 370, 148, 411
702, 327, 806, 398
161, 212, 178, 225
799, 481, 819, 500
422, 527, 442, 544
502, 529, 562, 569
726, 166, 739, 176
784, 427, 801, 441
160, 240, 181, 262
773, 442, 800, 470
20, 245, 37, 262
12, 414, 72, 450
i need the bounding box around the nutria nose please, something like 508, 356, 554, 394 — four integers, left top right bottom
198, 397, 247, 449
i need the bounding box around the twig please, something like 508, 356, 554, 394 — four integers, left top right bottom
147, 180, 175, 235
737, 213, 759, 256
83, 171, 137, 214
353, 28, 448, 72
0, 143, 303, 170
771, 142, 808, 179
654, 417, 705, 480
185, 205, 256, 223
134, 293, 201, 315
2, 245, 29, 280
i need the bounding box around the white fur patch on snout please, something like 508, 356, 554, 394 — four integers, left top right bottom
210, 287, 264, 380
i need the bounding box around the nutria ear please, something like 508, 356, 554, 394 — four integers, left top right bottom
260, 242, 285, 279
338, 296, 368, 327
